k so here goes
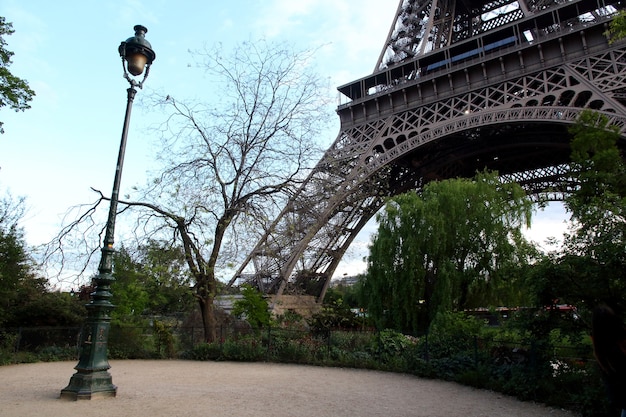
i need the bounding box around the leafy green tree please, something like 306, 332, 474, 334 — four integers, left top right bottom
1, 192, 87, 328
607, 10, 626, 43
9, 291, 86, 327
0, 192, 47, 326
111, 242, 195, 320
111, 247, 150, 319
136, 241, 195, 315
231, 284, 270, 328
361, 171, 536, 333
0, 17, 35, 134
566, 110, 625, 256
520, 111, 625, 341
551, 110, 626, 309
326, 279, 362, 309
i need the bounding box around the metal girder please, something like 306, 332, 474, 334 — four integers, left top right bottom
230, 0, 626, 301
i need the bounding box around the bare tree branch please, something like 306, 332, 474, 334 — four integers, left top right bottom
44, 39, 332, 342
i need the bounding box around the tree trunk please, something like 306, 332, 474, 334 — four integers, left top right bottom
197, 215, 231, 343
199, 295, 217, 343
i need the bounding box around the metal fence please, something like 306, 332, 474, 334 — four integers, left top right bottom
0, 323, 593, 368
1, 323, 603, 415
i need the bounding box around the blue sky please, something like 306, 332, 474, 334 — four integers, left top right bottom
0, 0, 568, 280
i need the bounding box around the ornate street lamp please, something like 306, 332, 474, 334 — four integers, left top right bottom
60, 25, 156, 400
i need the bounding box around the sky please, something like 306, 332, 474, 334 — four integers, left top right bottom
0, 0, 570, 284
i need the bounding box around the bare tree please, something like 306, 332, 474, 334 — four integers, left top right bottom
47, 39, 332, 342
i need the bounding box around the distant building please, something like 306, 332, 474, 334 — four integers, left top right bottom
330, 275, 359, 287
214, 294, 244, 314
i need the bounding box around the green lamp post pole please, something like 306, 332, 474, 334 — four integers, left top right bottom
60, 25, 156, 401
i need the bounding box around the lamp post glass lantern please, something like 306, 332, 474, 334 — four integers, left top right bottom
60, 25, 155, 401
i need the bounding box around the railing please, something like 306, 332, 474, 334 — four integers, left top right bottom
0, 324, 593, 367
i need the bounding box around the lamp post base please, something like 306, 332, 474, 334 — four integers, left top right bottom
60, 370, 117, 400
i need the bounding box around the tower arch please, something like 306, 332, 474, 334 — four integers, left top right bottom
230, 0, 626, 301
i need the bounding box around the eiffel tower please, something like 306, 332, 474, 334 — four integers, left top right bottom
229, 0, 626, 301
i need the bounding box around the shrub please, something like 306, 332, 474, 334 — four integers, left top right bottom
426, 311, 484, 359
307, 299, 361, 333
153, 320, 176, 359
547, 361, 611, 417
232, 285, 271, 328
189, 342, 222, 361
108, 322, 153, 359
329, 330, 371, 352
221, 335, 265, 361
370, 329, 412, 359
274, 310, 306, 329
36, 345, 77, 362
269, 336, 314, 363
0, 331, 17, 365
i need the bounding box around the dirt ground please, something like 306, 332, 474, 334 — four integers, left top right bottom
0, 360, 576, 417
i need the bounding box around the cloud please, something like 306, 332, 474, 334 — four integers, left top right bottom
117, 0, 160, 26
254, 0, 317, 37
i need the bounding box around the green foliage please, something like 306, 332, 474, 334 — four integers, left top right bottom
430, 310, 485, 336
606, 10, 626, 44
370, 329, 414, 362
108, 323, 153, 359
427, 311, 485, 357
326, 281, 362, 308
35, 345, 77, 362
111, 247, 150, 319
0, 331, 18, 365
550, 362, 613, 417
515, 110, 626, 357
231, 285, 271, 328
8, 291, 86, 327
5, 319, 609, 415
361, 171, 536, 333
111, 242, 195, 320
189, 342, 222, 360
561, 111, 626, 309
273, 310, 305, 328
153, 320, 176, 359
307, 296, 361, 332
0, 17, 35, 134
507, 110, 626, 414
268, 332, 322, 363
220, 335, 266, 361
0, 192, 49, 327
329, 330, 372, 352
567, 110, 625, 227
136, 241, 195, 315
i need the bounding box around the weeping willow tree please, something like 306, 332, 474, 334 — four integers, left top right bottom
362, 171, 537, 333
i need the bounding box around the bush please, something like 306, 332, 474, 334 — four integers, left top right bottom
547, 361, 611, 417
426, 311, 484, 359
221, 335, 266, 361
108, 322, 153, 359
232, 285, 271, 328
36, 345, 77, 362
370, 329, 415, 361
0, 331, 17, 365
269, 336, 315, 363
307, 300, 361, 333
2, 320, 609, 416
189, 342, 222, 361
153, 320, 176, 359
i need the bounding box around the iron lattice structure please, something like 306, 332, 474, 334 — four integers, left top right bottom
229, 0, 626, 300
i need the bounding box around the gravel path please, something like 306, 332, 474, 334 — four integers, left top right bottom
0, 360, 576, 417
